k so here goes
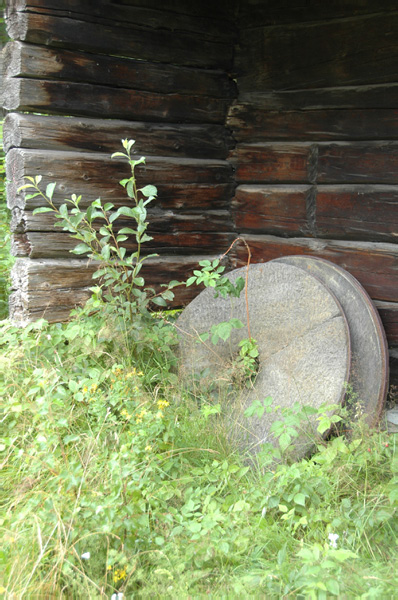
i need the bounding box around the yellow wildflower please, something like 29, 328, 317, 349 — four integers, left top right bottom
83, 386, 88, 393
90, 383, 98, 392
145, 444, 152, 452
113, 567, 127, 583
157, 399, 169, 410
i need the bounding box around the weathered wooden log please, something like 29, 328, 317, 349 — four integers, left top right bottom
9, 254, 232, 324
5, 10, 233, 69
316, 185, 398, 242
11, 228, 236, 258
230, 234, 398, 303
230, 143, 316, 183
2, 78, 229, 123
6, 149, 234, 211
6, 0, 236, 39
375, 301, 398, 346
3, 113, 234, 159
231, 142, 398, 184
3, 41, 236, 99
317, 143, 398, 184
232, 185, 312, 236
232, 184, 398, 243
227, 103, 398, 142
236, 13, 398, 91
237, 0, 397, 28
233, 87, 398, 111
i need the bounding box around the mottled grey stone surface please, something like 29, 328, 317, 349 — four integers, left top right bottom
177, 262, 351, 458
273, 256, 389, 427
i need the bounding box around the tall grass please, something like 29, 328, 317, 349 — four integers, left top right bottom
1, 307, 398, 598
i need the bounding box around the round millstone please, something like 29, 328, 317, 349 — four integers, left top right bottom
272, 255, 389, 427
177, 262, 351, 459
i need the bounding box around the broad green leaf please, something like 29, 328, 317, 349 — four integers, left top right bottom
45, 182, 56, 200
152, 296, 167, 306
32, 206, 54, 214
118, 227, 136, 235
140, 184, 157, 197
71, 243, 90, 254
293, 492, 307, 507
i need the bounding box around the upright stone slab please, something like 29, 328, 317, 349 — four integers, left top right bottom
177, 262, 351, 458
273, 256, 389, 427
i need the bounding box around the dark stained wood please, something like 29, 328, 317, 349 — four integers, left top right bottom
7, 0, 236, 40
227, 103, 398, 142
230, 235, 398, 303
236, 13, 398, 91
230, 142, 398, 185
375, 301, 398, 346
238, 0, 398, 27
8, 254, 229, 323
3, 113, 234, 159
11, 228, 235, 258
5, 11, 233, 69
10, 184, 235, 231
6, 148, 233, 211
4, 41, 236, 99
317, 142, 398, 184
230, 143, 315, 183
3, 78, 229, 123
235, 87, 398, 111
316, 185, 398, 242
232, 185, 311, 235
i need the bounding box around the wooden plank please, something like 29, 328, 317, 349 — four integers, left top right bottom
238, 0, 398, 28
230, 234, 398, 303
11, 228, 235, 258
7, 0, 236, 38
6, 149, 233, 211
3, 41, 235, 99
10, 184, 235, 231
232, 185, 312, 235
8, 254, 232, 323
5, 11, 233, 69
2, 78, 229, 123
230, 142, 398, 185
236, 13, 398, 91
3, 113, 234, 159
235, 87, 398, 111
316, 185, 398, 242
375, 301, 398, 346
317, 142, 398, 184
227, 103, 398, 142
8, 0, 235, 38
230, 143, 315, 183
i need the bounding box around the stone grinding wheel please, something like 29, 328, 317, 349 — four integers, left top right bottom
272, 255, 389, 427
177, 262, 351, 458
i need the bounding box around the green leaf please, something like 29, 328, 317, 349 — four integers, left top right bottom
152, 296, 167, 307
32, 206, 54, 214
71, 243, 90, 255
186, 276, 197, 287
293, 493, 307, 507
317, 417, 331, 435
118, 227, 136, 235
45, 182, 56, 200
133, 277, 145, 286
140, 184, 157, 197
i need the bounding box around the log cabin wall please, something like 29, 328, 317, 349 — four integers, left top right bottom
2, 0, 398, 382
228, 0, 398, 378
2, 0, 237, 323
